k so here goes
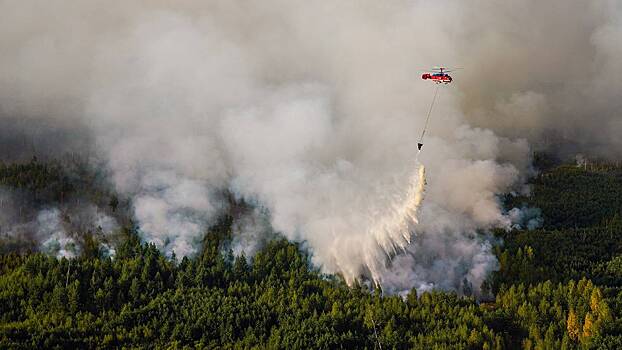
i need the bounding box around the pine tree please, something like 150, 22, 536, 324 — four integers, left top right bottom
590, 288, 602, 313
566, 309, 580, 341
582, 312, 594, 339
67, 280, 81, 314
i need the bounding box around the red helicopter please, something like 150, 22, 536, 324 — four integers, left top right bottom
421, 67, 458, 84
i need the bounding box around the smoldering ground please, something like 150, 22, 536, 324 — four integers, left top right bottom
1, 0, 621, 295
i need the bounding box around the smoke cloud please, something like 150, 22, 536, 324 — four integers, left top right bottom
1, 0, 621, 295
0, 187, 119, 257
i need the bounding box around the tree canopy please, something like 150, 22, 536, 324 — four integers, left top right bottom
1, 156, 622, 348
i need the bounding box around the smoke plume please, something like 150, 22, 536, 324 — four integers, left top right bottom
1, 0, 621, 295
0, 187, 119, 257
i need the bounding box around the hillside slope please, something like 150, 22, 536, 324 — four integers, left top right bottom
1, 158, 622, 348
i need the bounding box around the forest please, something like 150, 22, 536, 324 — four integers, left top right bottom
1, 155, 622, 349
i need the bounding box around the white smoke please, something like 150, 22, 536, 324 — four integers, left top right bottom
37, 208, 79, 259
2, 0, 620, 294
377, 236, 498, 297
37, 205, 120, 258
0, 188, 119, 257
132, 171, 219, 257
230, 206, 274, 258
508, 206, 543, 231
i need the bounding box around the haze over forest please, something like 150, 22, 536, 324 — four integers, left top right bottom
1, 1, 622, 348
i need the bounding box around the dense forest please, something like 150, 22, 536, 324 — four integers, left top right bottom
1, 156, 622, 349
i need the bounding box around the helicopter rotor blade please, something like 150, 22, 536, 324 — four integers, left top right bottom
432, 66, 462, 71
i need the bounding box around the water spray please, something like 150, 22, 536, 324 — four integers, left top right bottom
364, 161, 426, 285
